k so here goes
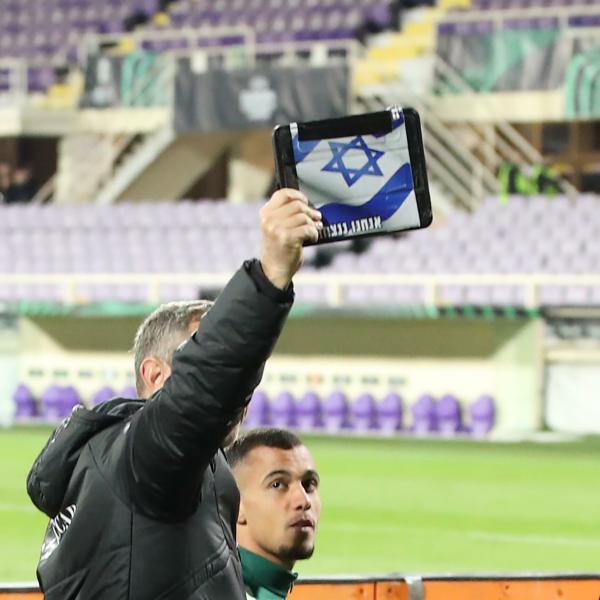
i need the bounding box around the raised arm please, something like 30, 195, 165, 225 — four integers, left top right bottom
125, 190, 322, 519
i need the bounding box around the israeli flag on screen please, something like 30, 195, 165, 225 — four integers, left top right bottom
291, 110, 420, 240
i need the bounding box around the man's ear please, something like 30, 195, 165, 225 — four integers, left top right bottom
237, 498, 248, 527
139, 356, 170, 397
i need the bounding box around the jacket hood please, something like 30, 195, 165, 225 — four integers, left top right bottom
27, 398, 144, 518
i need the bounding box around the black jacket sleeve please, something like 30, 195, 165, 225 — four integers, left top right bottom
124, 260, 293, 520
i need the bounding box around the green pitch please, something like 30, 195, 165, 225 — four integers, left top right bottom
1, 428, 600, 583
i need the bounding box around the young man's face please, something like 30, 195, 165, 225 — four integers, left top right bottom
234, 445, 321, 570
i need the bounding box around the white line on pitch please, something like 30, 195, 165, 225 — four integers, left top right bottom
324, 523, 600, 547
468, 531, 600, 547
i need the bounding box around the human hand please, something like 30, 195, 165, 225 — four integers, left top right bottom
259, 189, 323, 290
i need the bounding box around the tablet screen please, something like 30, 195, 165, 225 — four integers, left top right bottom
289, 109, 421, 241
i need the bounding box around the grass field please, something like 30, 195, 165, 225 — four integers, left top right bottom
1, 428, 600, 583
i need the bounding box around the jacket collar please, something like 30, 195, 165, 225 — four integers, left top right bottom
239, 546, 297, 599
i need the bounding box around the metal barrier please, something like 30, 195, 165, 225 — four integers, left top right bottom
80, 27, 360, 69
437, 3, 600, 31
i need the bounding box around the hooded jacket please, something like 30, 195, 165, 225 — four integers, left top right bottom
27, 261, 293, 600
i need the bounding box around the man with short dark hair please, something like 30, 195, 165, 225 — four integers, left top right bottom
228, 428, 321, 600
27, 190, 323, 599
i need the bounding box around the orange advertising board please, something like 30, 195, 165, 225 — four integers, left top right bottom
3, 575, 600, 599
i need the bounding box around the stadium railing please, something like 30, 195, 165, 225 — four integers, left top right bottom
3, 271, 600, 309
81, 26, 360, 66
2, 574, 599, 599
437, 4, 600, 31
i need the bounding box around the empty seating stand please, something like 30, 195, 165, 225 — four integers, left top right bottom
240, 389, 496, 437
0, 0, 160, 63
13, 381, 497, 437
1, 196, 600, 307
0, 0, 162, 93
160, 0, 394, 44
0, 0, 395, 89
12, 382, 138, 421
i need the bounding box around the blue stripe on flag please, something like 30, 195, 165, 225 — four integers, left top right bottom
292, 136, 320, 164
318, 162, 414, 224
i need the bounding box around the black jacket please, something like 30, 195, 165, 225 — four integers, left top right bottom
27, 261, 293, 600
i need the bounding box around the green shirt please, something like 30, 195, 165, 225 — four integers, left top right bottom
239, 547, 298, 600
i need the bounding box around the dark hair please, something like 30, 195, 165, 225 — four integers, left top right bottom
227, 428, 302, 469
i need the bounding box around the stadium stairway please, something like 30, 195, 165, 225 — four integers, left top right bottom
54, 127, 241, 203
353, 0, 472, 91
354, 8, 442, 89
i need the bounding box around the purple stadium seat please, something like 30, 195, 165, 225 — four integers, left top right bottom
491, 285, 526, 307
366, 4, 392, 28
439, 285, 465, 305
13, 384, 38, 419
296, 391, 322, 431
28, 67, 56, 93
436, 394, 462, 436
351, 392, 377, 433
538, 285, 564, 306
465, 286, 493, 305
564, 286, 591, 305
41, 384, 65, 421
411, 394, 437, 436
378, 392, 403, 435
244, 389, 270, 428
469, 395, 495, 437
61, 385, 82, 415
270, 391, 296, 428
322, 390, 349, 433
93, 385, 116, 406
120, 384, 138, 399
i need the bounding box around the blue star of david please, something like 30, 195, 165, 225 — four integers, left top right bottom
321, 136, 385, 187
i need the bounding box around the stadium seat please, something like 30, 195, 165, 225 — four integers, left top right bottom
378, 392, 403, 434
41, 384, 68, 420
245, 389, 271, 428
469, 395, 496, 437
13, 384, 38, 419
351, 392, 378, 433
436, 394, 462, 436
270, 390, 296, 428
411, 394, 437, 436
62, 385, 82, 415
295, 391, 323, 431
323, 390, 350, 433
120, 384, 138, 399
92, 385, 116, 406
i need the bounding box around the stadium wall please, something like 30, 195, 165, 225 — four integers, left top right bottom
546, 363, 600, 433
2, 313, 543, 432
0, 317, 19, 426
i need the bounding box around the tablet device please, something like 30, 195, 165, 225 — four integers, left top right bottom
273, 106, 432, 244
